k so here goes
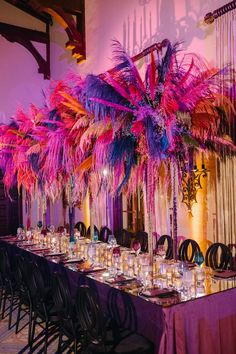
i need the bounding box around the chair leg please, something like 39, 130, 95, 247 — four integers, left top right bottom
0, 287, 3, 311
30, 314, 37, 349
57, 329, 62, 354
8, 293, 15, 329
74, 338, 78, 354
15, 303, 21, 334
44, 322, 49, 354
28, 305, 33, 346
1, 292, 7, 319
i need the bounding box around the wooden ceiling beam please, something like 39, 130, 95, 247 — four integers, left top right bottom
0, 21, 50, 79
4, 0, 52, 24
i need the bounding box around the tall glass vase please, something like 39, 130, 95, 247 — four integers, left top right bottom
171, 163, 178, 261
69, 206, 75, 242
146, 162, 154, 279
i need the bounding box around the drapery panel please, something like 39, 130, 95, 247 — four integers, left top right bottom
215, 10, 236, 245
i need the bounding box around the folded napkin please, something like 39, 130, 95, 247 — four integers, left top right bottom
213, 270, 236, 278
63, 258, 83, 264
45, 252, 65, 257
105, 275, 135, 284
30, 247, 50, 252
185, 262, 196, 268
77, 266, 106, 274
140, 288, 179, 299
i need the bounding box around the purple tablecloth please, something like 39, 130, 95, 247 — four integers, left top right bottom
2, 239, 236, 354
160, 287, 236, 354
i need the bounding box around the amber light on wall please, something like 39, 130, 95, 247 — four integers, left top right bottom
182, 163, 208, 215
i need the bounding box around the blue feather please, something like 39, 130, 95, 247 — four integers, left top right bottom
108, 135, 136, 194
83, 74, 128, 121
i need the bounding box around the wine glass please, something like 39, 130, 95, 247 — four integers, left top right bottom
112, 246, 121, 276
93, 230, 99, 242
156, 245, 166, 259
26, 230, 31, 244
49, 224, 55, 234
194, 251, 204, 267
17, 227, 23, 240
108, 234, 117, 247
132, 240, 141, 256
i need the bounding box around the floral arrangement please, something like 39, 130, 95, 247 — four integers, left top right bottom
0, 39, 235, 212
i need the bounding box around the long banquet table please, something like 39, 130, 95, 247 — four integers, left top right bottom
1, 238, 236, 354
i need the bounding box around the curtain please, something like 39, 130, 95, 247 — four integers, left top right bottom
215, 10, 236, 245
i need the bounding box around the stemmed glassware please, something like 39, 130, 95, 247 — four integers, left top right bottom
112, 246, 121, 276
108, 234, 117, 247
156, 245, 166, 259
132, 240, 141, 256
194, 251, 204, 267
26, 230, 32, 244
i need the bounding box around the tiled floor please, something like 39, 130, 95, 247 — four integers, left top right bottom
0, 307, 59, 354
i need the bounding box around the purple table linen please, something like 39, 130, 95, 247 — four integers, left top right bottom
2, 240, 236, 354
159, 288, 236, 354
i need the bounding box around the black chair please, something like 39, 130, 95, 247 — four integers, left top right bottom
205, 243, 232, 270
14, 255, 34, 345
228, 243, 236, 270
156, 235, 173, 259
0, 248, 18, 329
135, 231, 148, 253
52, 273, 82, 353
75, 221, 87, 236
178, 239, 200, 262
99, 226, 112, 242
30, 263, 59, 353
77, 285, 154, 354
87, 225, 100, 239
115, 229, 133, 248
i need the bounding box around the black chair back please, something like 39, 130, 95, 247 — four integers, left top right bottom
115, 229, 133, 248
77, 285, 105, 344
99, 226, 112, 242
156, 235, 173, 259
135, 231, 148, 252
52, 273, 72, 317
178, 239, 200, 262
87, 225, 99, 239
228, 244, 236, 270
75, 221, 86, 236
205, 243, 231, 270
0, 248, 11, 279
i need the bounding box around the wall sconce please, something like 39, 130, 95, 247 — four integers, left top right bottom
182, 163, 208, 214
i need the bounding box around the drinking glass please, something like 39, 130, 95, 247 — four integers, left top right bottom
93, 230, 99, 242
112, 246, 121, 276
194, 251, 204, 267
156, 245, 166, 259
108, 234, 117, 246
183, 270, 194, 299
132, 240, 141, 256
17, 227, 23, 240
26, 230, 31, 244
48, 225, 55, 234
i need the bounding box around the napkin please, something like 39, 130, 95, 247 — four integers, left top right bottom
105, 275, 135, 284
140, 288, 179, 298
213, 270, 236, 278
63, 258, 83, 264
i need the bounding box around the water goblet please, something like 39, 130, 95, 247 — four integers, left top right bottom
132, 240, 141, 256
17, 227, 23, 240
48, 224, 55, 234
194, 251, 204, 267
112, 246, 121, 276
26, 230, 31, 244
108, 234, 117, 247
156, 245, 166, 259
